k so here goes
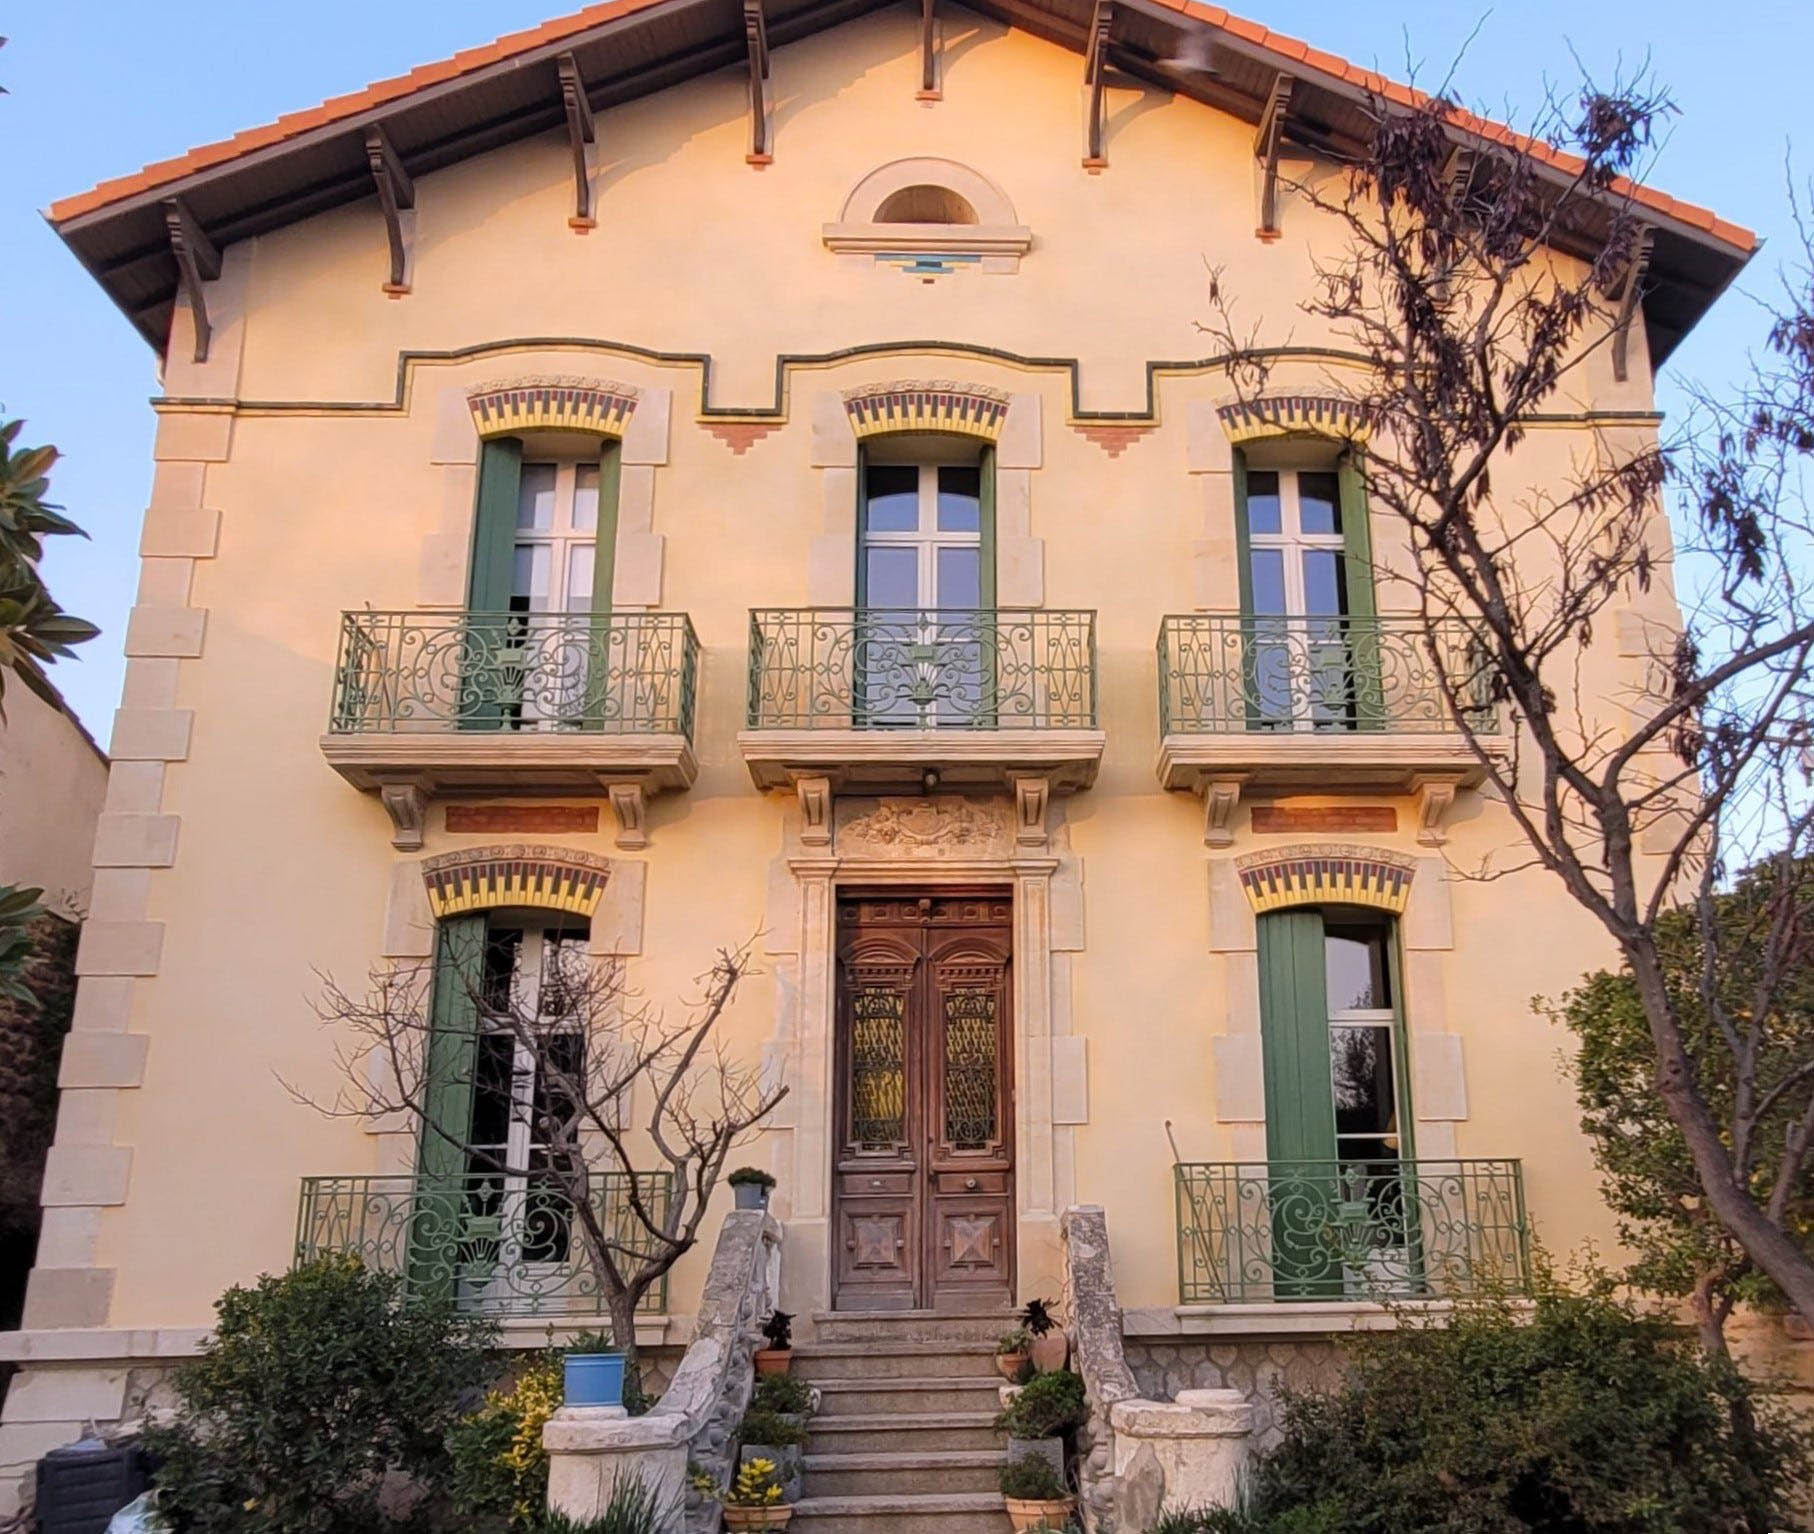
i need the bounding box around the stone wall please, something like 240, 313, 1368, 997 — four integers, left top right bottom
1123, 1336, 1346, 1447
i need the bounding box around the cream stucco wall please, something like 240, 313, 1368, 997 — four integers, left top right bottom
0, 682, 107, 912
9, 4, 1689, 1428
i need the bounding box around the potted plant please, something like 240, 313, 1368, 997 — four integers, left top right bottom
754, 1310, 794, 1376
1020, 1297, 1069, 1373
752, 1370, 816, 1426
728, 1166, 776, 1211
999, 1452, 1075, 1532
737, 1406, 809, 1501
996, 1325, 1033, 1381
562, 1345, 626, 1408
994, 1367, 1086, 1480
721, 1456, 793, 1530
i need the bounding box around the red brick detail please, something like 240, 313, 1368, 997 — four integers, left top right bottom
1251, 806, 1398, 834
705, 422, 778, 455
1073, 424, 1153, 458
445, 804, 601, 833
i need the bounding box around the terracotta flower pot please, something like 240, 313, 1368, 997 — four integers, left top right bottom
1028, 1330, 1069, 1373
723, 1506, 794, 1531
995, 1350, 1029, 1381
753, 1348, 793, 1377
1004, 1495, 1076, 1532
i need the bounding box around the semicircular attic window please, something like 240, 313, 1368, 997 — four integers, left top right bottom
824, 157, 1032, 276
875, 184, 979, 224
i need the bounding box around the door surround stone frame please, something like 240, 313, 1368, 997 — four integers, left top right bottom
760, 784, 1084, 1320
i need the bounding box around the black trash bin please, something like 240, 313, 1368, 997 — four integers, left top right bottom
33, 1435, 150, 1534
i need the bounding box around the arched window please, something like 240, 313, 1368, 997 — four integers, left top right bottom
824, 158, 1031, 271
874, 184, 978, 224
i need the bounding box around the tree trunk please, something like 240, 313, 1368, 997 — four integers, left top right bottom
607, 1285, 643, 1387
1689, 1267, 1732, 1360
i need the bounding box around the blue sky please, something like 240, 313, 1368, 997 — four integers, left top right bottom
3, 0, 1806, 734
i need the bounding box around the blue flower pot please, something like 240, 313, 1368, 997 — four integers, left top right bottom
564, 1352, 625, 1408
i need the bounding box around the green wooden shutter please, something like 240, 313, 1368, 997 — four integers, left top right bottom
1232, 450, 1254, 617
464, 438, 523, 732
410, 914, 487, 1299
590, 440, 621, 618
853, 443, 870, 607
467, 437, 523, 611
1257, 908, 1341, 1297
1338, 455, 1386, 729
979, 446, 997, 610
1231, 452, 1264, 730
581, 441, 622, 731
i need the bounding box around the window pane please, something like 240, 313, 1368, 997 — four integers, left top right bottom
864, 546, 919, 608
936, 546, 981, 609
517, 464, 557, 531
1325, 926, 1390, 1009
469, 1033, 516, 1150
564, 544, 595, 612
1301, 550, 1348, 615
513, 543, 552, 605
1298, 471, 1342, 535
1330, 1025, 1395, 1138
572, 465, 600, 532
864, 465, 920, 532
483, 928, 523, 1012
1246, 471, 1282, 535
937, 465, 981, 532
1249, 548, 1287, 615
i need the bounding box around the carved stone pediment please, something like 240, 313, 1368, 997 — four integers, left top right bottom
837, 796, 1012, 858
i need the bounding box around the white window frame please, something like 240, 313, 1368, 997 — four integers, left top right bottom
513, 461, 601, 616
862, 463, 982, 611
1248, 468, 1348, 620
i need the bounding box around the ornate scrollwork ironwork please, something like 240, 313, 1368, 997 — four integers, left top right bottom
1156, 615, 1498, 736
294, 1171, 673, 1316
329, 610, 699, 737
1173, 1158, 1530, 1304
747, 607, 1096, 730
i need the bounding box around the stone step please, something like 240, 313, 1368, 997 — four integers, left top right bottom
790, 1491, 1011, 1534
805, 1411, 1002, 1455
802, 1449, 1002, 1499
813, 1308, 1016, 1344
794, 1339, 1004, 1380
810, 1376, 1006, 1417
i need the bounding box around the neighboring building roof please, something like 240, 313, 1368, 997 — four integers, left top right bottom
47, 0, 1754, 365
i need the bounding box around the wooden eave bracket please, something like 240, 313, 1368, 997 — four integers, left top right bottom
557, 53, 597, 229
1611, 223, 1655, 383
364, 124, 415, 293
1083, 0, 1113, 169
918, 0, 939, 99
1254, 71, 1295, 240
744, 0, 772, 164
162, 197, 221, 364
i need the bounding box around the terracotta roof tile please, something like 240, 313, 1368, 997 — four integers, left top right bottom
45, 0, 1757, 255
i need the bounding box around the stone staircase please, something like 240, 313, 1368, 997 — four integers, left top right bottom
789, 1309, 1017, 1534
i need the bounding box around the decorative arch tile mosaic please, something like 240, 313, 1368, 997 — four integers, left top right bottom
842, 382, 1010, 441
421, 845, 613, 918
1217, 394, 1374, 445
1234, 843, 1416, 914
466, 378, 639, 438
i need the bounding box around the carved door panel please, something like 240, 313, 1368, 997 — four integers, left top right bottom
834, 893, 1014, 1311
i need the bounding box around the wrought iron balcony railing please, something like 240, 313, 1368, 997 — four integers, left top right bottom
1157, 615, 1497, 736
746, 607, 1097, 730
328, 610, 698, 738
1174, 1158, 1530, 1305
295, 1171, 673, 1317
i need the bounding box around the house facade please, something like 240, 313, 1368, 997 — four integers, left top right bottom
1, 0, 1755, 1517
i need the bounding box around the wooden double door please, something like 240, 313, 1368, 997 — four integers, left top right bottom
833, 891, 1016, 1311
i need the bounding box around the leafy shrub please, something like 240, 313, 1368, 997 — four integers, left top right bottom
760, 1310, 794, 1350
448, 1353, 565, 1529
997, 1326, 1033, 1354
1000, 1453, 1068, 1500
726, 1166, 776, 1190
995, 1368, 1087, 1439
1020, 1297, 1060, 1337
738, 1407, 809, 1448
1240, 1287, 1810, 1533
752, 1371, 813, 1415
145, 1254, 495, 1534
725, 1458, 787, 1507
531, 1474, 675, 1533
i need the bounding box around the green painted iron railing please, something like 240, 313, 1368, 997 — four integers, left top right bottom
295, 1171, 673, 1317
1175, 1159, 1530, 1304
1156, 614, 1497, 735
747, 607, 1097, 729
328, 610, 698, 737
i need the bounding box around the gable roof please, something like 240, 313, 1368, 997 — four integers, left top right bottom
48, 0, 1754, 365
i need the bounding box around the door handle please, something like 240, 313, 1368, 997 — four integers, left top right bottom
965, 1177, 979, 1192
